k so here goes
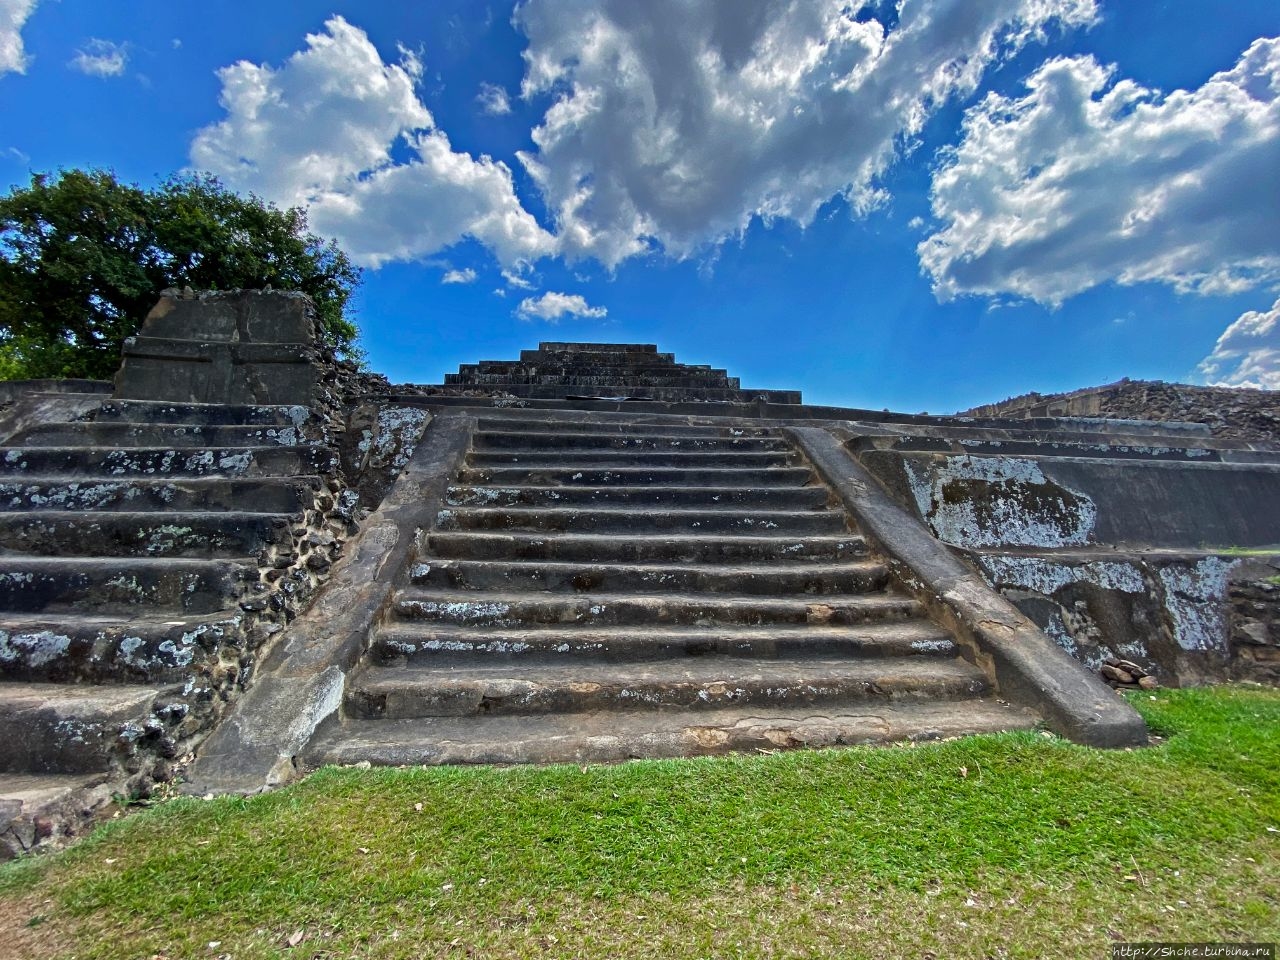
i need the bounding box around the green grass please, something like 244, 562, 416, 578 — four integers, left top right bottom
1, 686, 1278, 959
1213, 546, 1280, 557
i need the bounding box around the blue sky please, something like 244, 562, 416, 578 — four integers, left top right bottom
2, 0, 1278, 411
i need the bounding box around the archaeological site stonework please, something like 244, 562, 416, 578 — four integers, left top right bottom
0, 289, 1276, 858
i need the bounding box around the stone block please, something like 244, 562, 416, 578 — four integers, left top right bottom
133, 289, 316, 343
113, 290, 323, 406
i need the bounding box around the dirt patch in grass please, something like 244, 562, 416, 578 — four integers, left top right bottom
0, 890, 79, 960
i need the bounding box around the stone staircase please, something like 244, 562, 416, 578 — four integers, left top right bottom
427, 341, 802, 404
0, 395, 340, 854
305, 414, 1038, 767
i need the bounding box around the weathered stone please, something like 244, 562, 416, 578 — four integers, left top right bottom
1101, 664, 1136, 684
114, 290, 322, 406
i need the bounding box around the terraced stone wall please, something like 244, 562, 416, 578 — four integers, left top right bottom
0, 291, 430, 856
857, 439, 1280, 688
962, 379, 1280, 444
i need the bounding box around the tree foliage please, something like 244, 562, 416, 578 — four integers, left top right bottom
0, 169, 362, 380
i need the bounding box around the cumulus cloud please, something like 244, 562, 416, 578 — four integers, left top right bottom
1, 0, 37, 75
515, 291, 607, 322
501, 264, 537, 290
920, 38, 1280, 305
190, 16, 555, 269
441, 267, 477, 284
513, 0, 1097, 267
1197, 297, 1280, 389
70, 38, 128, 77
477, 81, 511, 115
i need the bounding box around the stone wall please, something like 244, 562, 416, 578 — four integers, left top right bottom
974, 552, 1252, 688
856, 443, 1280, 688
1227, 566, 1280, 684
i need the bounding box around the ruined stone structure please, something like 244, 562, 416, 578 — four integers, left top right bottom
2, 294, 1277, 858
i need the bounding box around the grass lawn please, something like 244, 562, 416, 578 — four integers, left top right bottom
1, 686, 1277, 959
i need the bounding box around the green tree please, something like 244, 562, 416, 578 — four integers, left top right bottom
0, 169, 363, 380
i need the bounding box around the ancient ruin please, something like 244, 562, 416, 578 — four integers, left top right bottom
1, 289, 1277, 858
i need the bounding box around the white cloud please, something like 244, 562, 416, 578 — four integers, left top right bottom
396, 42, 424, 81
920, 38, 1280, 306
513, 0, 1097, 268
70, 38, 128, 77
477, 81, 511, 115
441, 267, 477, 284
190, 16, 555, 269
1197, 297, 1280, 390
501, 264, 537, 289
515, 291, 607, 322
1, 0, 37, 75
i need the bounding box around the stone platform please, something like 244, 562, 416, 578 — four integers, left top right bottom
6, 310, 1279, 854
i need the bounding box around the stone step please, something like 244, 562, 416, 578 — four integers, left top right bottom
392, 589, 921, 628
434, 505, 847, 535
0, 611, 245, 683
444, 484, 829, 510
521, 346, 670, 362
510, 354, 678, 369
446, 373, 742, 389
465, 364, 727, 378
409, 557, 888, 595
0, 681, 160, 773
537, 342, 660, 353
13, 422, 308, 448
89, 399, 311, 427
438, 383, 803, 403
0, 476, 320, 513
424, 531, 869, 564
470, 431, 788, 452
0, 772, 111, 859
372, 620, 958, 665
548, 341, 659, 350
346, 655, 990, 719
304, 698, 1041, 767
473, 418, 776, 438
0, 510, 293, 558
457, 465, 815, 487
0, 445, 337, 478
877, 435, 1279, 464
487, 354, 677, 368
465, 449, 800, 468
0, 557, 252, 614
883, 424, 1272, 453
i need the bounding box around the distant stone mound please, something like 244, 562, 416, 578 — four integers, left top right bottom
418, 341, 801, 404
961, 379, 1280, 444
